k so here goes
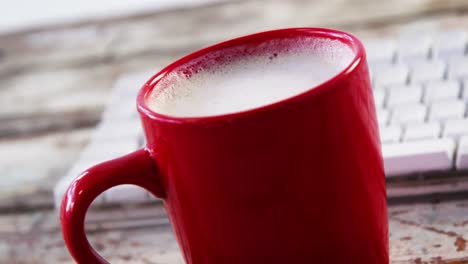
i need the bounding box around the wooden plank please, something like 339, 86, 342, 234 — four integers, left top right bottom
2, 0, 468, 77
1, 200, 467, 263
0, 128, 92, 211
0, 109, 101, 139
0, 66, 116, 139
388, 201, 468, 262
387, 174, 468, 204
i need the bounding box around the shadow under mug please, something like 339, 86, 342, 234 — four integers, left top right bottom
61, 28, 388, 264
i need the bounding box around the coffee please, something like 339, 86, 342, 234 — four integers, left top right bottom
147, 37, 355, 117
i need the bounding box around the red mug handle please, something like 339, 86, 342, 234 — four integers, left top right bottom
60, 148, 165, 264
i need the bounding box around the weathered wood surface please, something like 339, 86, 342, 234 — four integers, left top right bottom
2, 0, 468, 262
1, 200, 468, 263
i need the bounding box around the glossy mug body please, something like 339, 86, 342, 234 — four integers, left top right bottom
61, 28, 388, 264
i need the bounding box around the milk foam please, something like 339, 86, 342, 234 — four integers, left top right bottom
147, 37, 355, 117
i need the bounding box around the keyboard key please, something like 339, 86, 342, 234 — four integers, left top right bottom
380, 125, 402, 144
364, 39, 396, 63
391, 104, 427, 125
456, 135, 468, 170
443, 119, 468, 138
104, 185, 149, 204
403, 122, 441, 141
424, 80, 461, 103
410, 60, 446, 83
386, 84, 422, 106
113, 70, 154, 97
103, 96, 138, 120
397, 34, 432, 62
377, 109, 390, 126
137, 133, 146, 148
79, 140, 139, 163
429, 100, 466, 121
92, 119, 142, 141
373, 89, 385, 108
448, 58, 468, 79
382, 138, 455, 176
373, 64, 409, 87
433, 30, 467, 59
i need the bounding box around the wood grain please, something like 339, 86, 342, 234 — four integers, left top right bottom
3, 0, 468, 73
0, 128, 92, 212
1, 200, 468, 263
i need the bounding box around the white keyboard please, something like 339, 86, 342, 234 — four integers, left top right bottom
54, 30, 468, 208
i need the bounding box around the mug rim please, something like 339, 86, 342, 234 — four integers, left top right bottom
137, 27, 366, 124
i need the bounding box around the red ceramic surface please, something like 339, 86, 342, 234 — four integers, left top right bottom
61, 28, 388, 264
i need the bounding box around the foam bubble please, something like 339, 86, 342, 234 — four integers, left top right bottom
147, 36, 355, 117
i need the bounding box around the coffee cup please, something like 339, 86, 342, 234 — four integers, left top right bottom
61, 28, 388, 264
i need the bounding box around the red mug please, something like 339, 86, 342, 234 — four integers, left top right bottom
61, 28, 388, 264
